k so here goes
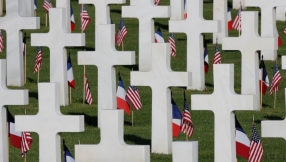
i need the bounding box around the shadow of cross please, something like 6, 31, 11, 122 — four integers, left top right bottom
130, 43, 191, 154
222, 12, 276, 110
245, 0, 286, 60
78, 25, 135, 128
15, 83, 84, 162
0, 60, 28, 162
169, 0, 220, 91
0, 0, 39, 86
212, 0, 228, 44
31, 8, 85, 106
192, 64, 256, 162
122, 1, 170, 71
75, 110, 150, 162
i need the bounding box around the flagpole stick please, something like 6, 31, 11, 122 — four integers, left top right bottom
24, 43, 27, 84
34, 10, 36, 17
122, 41, 124, 51
24, 153, 26, 162
6, 108, 9, 162
45, 13, 48, 27
132, 109, 134, 127
274, 91, 276, 109
70, 87, 72, 104
260, 66, 263, 110
37, 70, 39, 83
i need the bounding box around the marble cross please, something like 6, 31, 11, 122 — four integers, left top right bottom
212, 0, 228, 44
0, 0, 39, 86
276, 7, 286, 21
245, 0, 286, 60
191, 64, 256, 162
15, 83, 84, 162
31, 8, 85, 106
131, 43, 191, 154
0, 60, 28, 162
169, 0, 220, 90
222, 12, 276, 109
122, 0, 170, 71
233, 0, 246, 9
75, 110, 150, 162
19, 0, 34, 17
56, 0, 71, 32
170, 0, 184, 20
172, 142, 198, 162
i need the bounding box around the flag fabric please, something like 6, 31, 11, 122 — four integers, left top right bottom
64, 144, 75, 162
111, 17, 118, 43
155, 27, 164, 43
184, 0, 187, 19
203, 35, 209, 73
21, 132, 32, 157
80, 5, 90, 32
33, 47, 42, 73
43, 0, 52, 13
213, 42, 221, 64
84, 74, 92, 105
227, 7, 233, 31
180, 92, 194, 137
154, 0, 161, 5
235, 115, 250, 159
67, 54, 75, 89
259, 57, 269, 95
172, 97, 182, 137
116, 75, 130, 115
34, 0, 37, 10
284, 26, 286, 35
169, 33, 176, 57
0, 30, 4, 53
70, 3, 75, 32
116, 18, 128, 46
277, 29, 282, 47
232, 6, 242, 31
22, 33, 26, 56
7, 110, 22, 149
249, 123, 264, 162
269, 61, 282, 95
126, 85, 142, 110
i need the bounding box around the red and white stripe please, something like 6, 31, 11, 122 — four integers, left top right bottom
232, 7, 241, 31
154, 0, 161, 5
0, 30, 4, 52
21, 132, 32, 157
43, 0, 52, 13
85, 74, 92, 105
34, 47, 42, 73
168, 34, 176, 57
126, 86, 142, 110
284, 26, 286, 35
80, 5, 90, 32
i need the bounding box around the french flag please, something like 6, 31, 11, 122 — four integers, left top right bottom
277, 29, 282, 47
70, 3, 75, 32
227, 7, 233, 31
155, 27, 165, 43
235, 115, 250, 159
172, 97, 182, 137
259, 56, 269, 95
67, 54, 75, 89
8, 110, 22, 149
116, 75, 130, 115
203, 35, 209, 74
34, 0, 37, 10
64, 144, 75, 162
184, 0, 187, 19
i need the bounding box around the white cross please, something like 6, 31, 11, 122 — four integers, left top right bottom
222, 12, 276, 110
233, 0, 246, 9
15, 83, 84, 162
131, 43, 191, 154
122, 1, 170, 71
75, 110, 150, 162
56, 0, 71, 32
0, 60, 28, 162
169, 0, 219, 90
172, 142, 198, 162
78, 24, 134, 128
31, 8, 85, 106
212, 0, 228, 44
276, 7, 286, 21
245, 0, 286, 60
0, 0, 39, 86
19, 0, 34, 17
191, 64, 256, 162
170, 0, 184, 20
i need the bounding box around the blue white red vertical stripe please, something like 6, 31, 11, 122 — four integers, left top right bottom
116, 18, 128, 46
235, 115, 250, 159
227, 7, 233, 31
70, 3, 75, 32
155, 27, 164, 43
184, 0, 187, 19
203, 35, 209, 73
64, 144, 75, 162
269, 61, 282, 95
116, 75, 130, 115
172, 97, 182, 137
259, 56, 269, 95
7, 110, 22, 149
169, 33, 176, 57
67, 54, 75, 89
34, 0, 37, 10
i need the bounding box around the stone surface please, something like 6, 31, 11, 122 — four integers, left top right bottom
192, 64, 256, 162
0, 60, 28, 162
75, 110, 150, 162
222, 12, 276, 110
0, 0, 39, 86
276, 7, 286, 21
122, 0, 170, 71
31, 8, 85, 106
261, 116, 286, 140
170, 0, 184, 20
131, 43, 191, 154
56, 0, 71, 33
233, 0, 246, 9
78, 25, 134, 128
15, 83, 84, 162
169, 0, 219, 90
212, 0, 228, 44
172, 141, 198, 162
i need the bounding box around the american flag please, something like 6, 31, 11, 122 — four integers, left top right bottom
33, 47, 42, 73
269, 61, 282, 95
84, 74, 92, 105
116, 18, 128, 46
80, 5, 90, 32
21, 132, 32, 157
169, 33, 176, 57
232, 6, 242, 31
213, 42, 221, 64
154, 0, 161, 5
249, 124, 263, 162
181, 92, 194, 137
0, 30, 4, 53
284, 26, 286, 35
126, 85, 142, 110
43, 0, 52, 13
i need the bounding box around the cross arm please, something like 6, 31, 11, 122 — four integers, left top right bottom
21, 17, 40, 29
167, 72, 191, 87
79, 0, 125, 5
130, 72, 152, 86
169, 21, 187, 33
261, 119, 286, 140
63, 33, 85, 47
122, 6, 170, 19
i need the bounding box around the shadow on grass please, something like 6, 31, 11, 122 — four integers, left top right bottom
68, 112, 98, 127
205, 82, 214, 88
122, 65, 139, 71
155, 22, 169, 30
28, 77, 36, 83
263, 115, 284, 120
262, 103, 270, 108
111, 9, 121, 15
67, 46, 95, 51
29, 91, 38, 100
124, 134, 151, 146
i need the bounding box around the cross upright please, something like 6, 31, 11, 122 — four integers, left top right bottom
191, 64, 256, 162
222, 12, 276, 110
56, 0, 71, 32
169, 0, 220, 90
0, 0, 39, 86
212, 0, 228, 44
31, 8, 85, 106
245, 0, 286, 60
0, 60, 28, 162
122, 0, 170, 71
78, 24, 134, 128
170, 0, 184, 20
131, 43, 191, 154
75, 110, 150, 161
15, 83, 84, 162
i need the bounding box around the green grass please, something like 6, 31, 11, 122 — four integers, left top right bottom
2, 0, 286, 161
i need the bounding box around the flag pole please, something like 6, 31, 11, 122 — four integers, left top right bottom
122, 41, 124, 51
70, 87, 72, 104
274, 90, 276, 109
37, 69, 40, 83
45, 12, 48, 27
6, 107, 9, 162
260, 56, 263, 109
24, 36, 27, 84
34, 10, 36, 17
24, 109, 26, 162
239, 2, 242, 37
